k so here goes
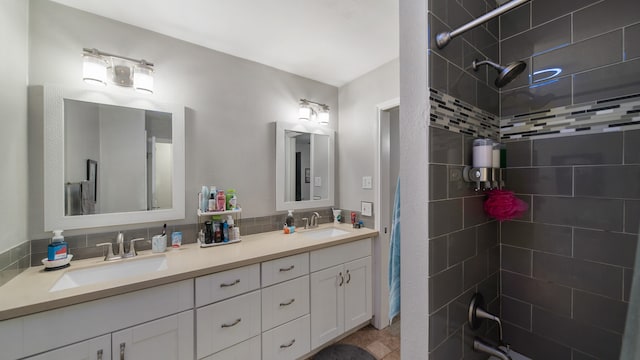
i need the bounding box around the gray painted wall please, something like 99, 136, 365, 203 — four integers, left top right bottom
0, 0, 30, 284
338, 58, 399, 220
26, 0, 338, 240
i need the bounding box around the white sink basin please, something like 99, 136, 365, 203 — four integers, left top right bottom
302, 227, 350, 240
50, 255, 168, 292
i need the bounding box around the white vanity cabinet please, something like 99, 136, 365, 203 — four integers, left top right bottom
195, 264, 261, 359
260, 253, 311, 360
22, 335, 111, 360
14, 280, 194, 360
111, 310, 193, 360
309, 238, 372, 349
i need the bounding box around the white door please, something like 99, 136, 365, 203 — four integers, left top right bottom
344, 256, 373, 331
111, 311, 193, 360
23, 334, 111, 360
310, 264, 344, 349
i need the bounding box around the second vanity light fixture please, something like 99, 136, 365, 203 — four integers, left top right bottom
299, 99, 330, 125
82, 48, 155, 94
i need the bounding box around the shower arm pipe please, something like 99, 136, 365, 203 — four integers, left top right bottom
435, 0, 530, 49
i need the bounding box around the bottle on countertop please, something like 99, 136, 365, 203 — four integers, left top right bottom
48, 230, 68, 261
217, 190, 226, 211
223, 221, 229, 242
226, 189, 237, 210
208, 186, 217, 212
285, 210, 294, 226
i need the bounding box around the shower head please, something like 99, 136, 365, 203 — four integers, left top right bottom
472, 59, 527, 88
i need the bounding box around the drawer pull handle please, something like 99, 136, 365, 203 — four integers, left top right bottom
279, 265, 295, 272
97, 349, 103, 360
279, 298, 295, 307
119, 343, 125, 360
280, 339, 296, 349
338, 272, 344, 286
221, 318, 242, 328
346, 270, 351, 284
220, 279, 240, 287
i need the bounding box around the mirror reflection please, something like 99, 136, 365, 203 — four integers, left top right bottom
283, 131, 330, 202
64, 99, 173, 216
276, 121, 334, 211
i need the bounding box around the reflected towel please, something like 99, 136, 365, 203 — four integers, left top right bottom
388, 177, 401, 323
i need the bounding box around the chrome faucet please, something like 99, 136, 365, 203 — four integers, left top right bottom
96, 232, 146, 261
310, 212, 321, 228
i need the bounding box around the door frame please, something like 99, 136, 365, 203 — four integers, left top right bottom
373, 97, 400, 329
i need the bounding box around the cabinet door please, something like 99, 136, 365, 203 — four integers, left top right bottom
310, 264, 344, 349
111, 310, 193, 360
23, 335, 111, 360
344, 256, 372, 332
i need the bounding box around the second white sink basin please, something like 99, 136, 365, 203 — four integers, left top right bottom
50, 255, 168, 292
302, 227, 350, 240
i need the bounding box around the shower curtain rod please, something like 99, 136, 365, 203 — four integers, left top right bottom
435, 0, 530, 49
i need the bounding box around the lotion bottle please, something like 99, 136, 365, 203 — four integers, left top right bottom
48, 230, 68, 261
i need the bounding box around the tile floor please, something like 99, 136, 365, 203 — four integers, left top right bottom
336, 320, 401, 359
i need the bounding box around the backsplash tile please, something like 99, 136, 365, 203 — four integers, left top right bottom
430, 90, 500, 140
429, 199, 463, 237
625, 23, 640, 60
500, 3, 530, 39
573, 0, 640, 41
574, 165, 640, 199
501, 221, 573, 256
500, 76, 572, 118
624, 129, 640, 163
533, 196, 624, 231
532, 29, 622, 76
533, 252, 623, 299
502, 295, 532, 330
502, 270, 572, 317
505, 167, 573, 195
532, 307, 622, 359
573, 228, 638, 268
573, 290, 628, 334
531, 132, 623, 166
0, 241, 30, 286
500, 15, 571, 64
574, 59, 640, 104
531, 0, 598, 27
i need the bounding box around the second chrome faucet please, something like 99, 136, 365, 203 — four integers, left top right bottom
96, 232, 146, 261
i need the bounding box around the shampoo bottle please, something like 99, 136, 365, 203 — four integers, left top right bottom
48, 230, 68, 261
285, 210, 294, 226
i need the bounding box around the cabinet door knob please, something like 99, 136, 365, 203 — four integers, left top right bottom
279, 265, 295, 272
280, 339, 296, 349
220, 279, 240, 287
279, 298, 295, 307
346, 270, 351, 284
97, 349, 103, 360
338, 272, 344, 286
221, 318, 242, 328
119, 343, 125, 360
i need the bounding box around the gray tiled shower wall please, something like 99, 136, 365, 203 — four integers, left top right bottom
499, 0, 640, 116
428, 127, 501, 360
500, 130, 640, 360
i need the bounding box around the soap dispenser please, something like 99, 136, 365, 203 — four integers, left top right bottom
48, 230, 68, 261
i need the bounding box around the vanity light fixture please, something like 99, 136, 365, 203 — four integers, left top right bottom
298, 99, 330, 125
82, 48, 155, 94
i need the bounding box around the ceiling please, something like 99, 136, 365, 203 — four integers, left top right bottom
50, 0, 399, 87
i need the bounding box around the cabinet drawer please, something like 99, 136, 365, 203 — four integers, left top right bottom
196, 290, 261, 358
262, 314, 311, 360
195, 263, 260, 307
310, 238, 371, 272
262, 275, 310, 331
261, 252, 309, 287
201, 335, 261, 360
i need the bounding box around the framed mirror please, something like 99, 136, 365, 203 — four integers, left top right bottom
275, 121, 334, 211
42, 85, 185, 231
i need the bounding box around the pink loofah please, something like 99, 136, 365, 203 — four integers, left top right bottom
484, 189, 529, 221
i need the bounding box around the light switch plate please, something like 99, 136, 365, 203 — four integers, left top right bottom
362, 176, 373, 189
361, 201, 373, 217
314, 177, 322, 187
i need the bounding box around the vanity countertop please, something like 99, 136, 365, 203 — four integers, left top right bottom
0, 223, 377, 321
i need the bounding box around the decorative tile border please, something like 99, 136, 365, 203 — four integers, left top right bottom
500, 93, 640, 141
429, 89, 500, 141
